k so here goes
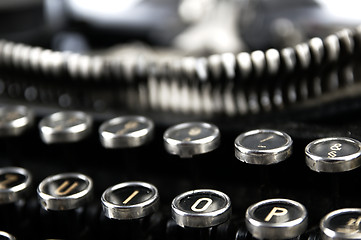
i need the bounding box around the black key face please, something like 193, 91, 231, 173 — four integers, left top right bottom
107, 186, 154, 206
246, 199, 308, 239
321, 208, 361, 239
101, 182, 159, 220
103, 121, 149, 137
305, 137, 361, 172
37, 173, 93, 211
171, 189, 231, 228
235, 129, 293, 165
0, 167, 31, 204
47, 116, 84, 130
41, 112, 89, 132
251, 201, 303, 223
0, 172, 27, 190
240, 133, 287, 150
41, 177, 90, 197
169, 125, 215, 142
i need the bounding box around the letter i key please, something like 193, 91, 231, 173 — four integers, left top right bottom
100, 181, 161, 239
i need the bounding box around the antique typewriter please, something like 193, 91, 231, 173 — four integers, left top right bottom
1, 0, 361, 239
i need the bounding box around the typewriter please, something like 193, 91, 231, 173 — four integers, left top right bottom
1, 0, 361, 239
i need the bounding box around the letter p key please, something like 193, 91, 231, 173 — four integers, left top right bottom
265, 207, 288, 222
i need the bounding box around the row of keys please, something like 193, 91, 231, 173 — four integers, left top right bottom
2, 105, 361, 172
0, 166, 360, 239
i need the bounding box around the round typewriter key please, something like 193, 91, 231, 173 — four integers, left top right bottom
0, 105, 34, 137
234, 129, 293, 165
163, 122, 220, 158
37, 172, 93, 211
0, 168, 32, 238
0, 231, 16, 240
245, 198, 308, 239
171, 189, 231, 228
99, 116, 154, 148
0, 167, 32, 204
320, 208, 361, 240
37, 173, 93, 239
100, 182, 161, 239
305, 137, 361, 172
39, 111, 93, 144
101, 181, 159, 220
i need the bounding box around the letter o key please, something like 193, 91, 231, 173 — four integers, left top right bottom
171, 189, 231, 228
191, 198, 213, 212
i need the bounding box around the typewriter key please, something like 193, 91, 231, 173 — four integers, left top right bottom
37, 172, 93, 211
37, 173, 93, 239
0, 105, 34, 137
0, 167, 31, 204
163, 122, 220, 158
100, 182, 161, 239
305, 137, 361, 172
171, 189, 231, 228
99, 116, 154, 148
0, 167, 32, 237
320, 208, 361, 240
234, 129, 293, 164
0, 231, 16, 240
245, 198, 308, 239
39, 111, 93, 144
101, 181, 159, 220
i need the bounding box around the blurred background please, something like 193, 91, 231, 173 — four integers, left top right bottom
2, 0, 361, 55
1, 0, 361, 124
